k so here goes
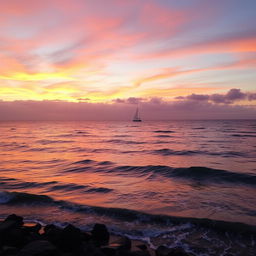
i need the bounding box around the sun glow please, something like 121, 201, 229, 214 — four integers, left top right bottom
0, 0, 255, 106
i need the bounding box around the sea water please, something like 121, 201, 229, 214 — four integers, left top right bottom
0, 120, 256, 255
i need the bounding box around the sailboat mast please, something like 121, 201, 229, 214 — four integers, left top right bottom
134, 107, 139, 119
133, 104, 142, 122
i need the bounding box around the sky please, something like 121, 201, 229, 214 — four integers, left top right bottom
0, 0, 256, 120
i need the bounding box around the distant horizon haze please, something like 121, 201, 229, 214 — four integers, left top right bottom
0, 90, 256, 121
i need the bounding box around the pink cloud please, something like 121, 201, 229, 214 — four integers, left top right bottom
136, 32, 256, 61
1, 89, 255, 121
176, 89, 256, 104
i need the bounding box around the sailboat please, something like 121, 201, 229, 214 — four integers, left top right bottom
133, 107, 142, 122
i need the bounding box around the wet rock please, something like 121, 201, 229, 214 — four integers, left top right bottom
91, 223, 110, 246
155, 246, 171, 256
43, 224, 62, 246
137, 244, 147, 251
17, 240, 59, 256
81, 231, 92, 242
101, 247, 117, 256
168, 247, 194, 256
82, 241, 106, 256
4, 214, 24, 227
0, 214, 24, 235
114, 236, 131, 251
117, 251, 150, 256
2, 227, 28, 248
59, 224, 82, 252
24, 223, 42, 234
1, 246, 19, 256
156, 246, 192, 256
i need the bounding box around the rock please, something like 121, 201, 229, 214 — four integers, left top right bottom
59, 224, 82, 252
113, 236, 131, 251
81, 231, 92, 241
101, 247, 117, 256
91, 223, 110, 246
0, 214, 24, 235
116, 251, 150, 256
168, 247, 193, 256
24, 223, 42, 234
2, 227, 28, 248
17, 240, 59, 256
137, 244, 147, 251
0, 214, 25, 248
43, 224, 62, 246
82, 241, 106, 256
0, 221, 18, 236
156, 246, 192, 256
1, 246, 19, 256
4, 214, 24, 227
155, 246, 170, 256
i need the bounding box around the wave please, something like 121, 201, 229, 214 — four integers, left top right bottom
152, 149, 201, 156
36, 139, 74, 144
153, 130, 175, 133
0, 191, 54, 204
0, 177, 113, 194
0, 177, 57, 190
231, 134, 256, 138
1, 191, 256, 236
192, 127, 205, 130
106, 139, 146, 144
86, 187, 113, 193
75, 130, 89, 134
155, 135, 173, 138
67, 160, 256, 187
151, 148, 247, 158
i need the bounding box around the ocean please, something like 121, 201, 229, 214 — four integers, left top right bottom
0, 120, 256, 255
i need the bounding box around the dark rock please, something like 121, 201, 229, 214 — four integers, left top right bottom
116, 236, 131, 251
0, 214, 24, 235
137, 244, 147, 251
117, 251, 150, 256
81, 231, 92, 241
155, 246, 170, 256
1, 246, 19, 256
101, 247, 117, 256
156, 246, 192, 256
44, 224, 56, 233
4, 214, 24, 227
0, 214, 25, 248
0, 221, 18, 235
43, 224, 62, 246
59, 224, 82, 252
82, 241, 106, 256
167, 247, 192, 256
91, 223, 110, 246
17, 240, 59, 256
24, 223, 42, 234
2, 227, 28, 248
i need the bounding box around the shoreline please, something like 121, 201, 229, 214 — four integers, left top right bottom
1, 208, 256, 256
0, 214, 192, 256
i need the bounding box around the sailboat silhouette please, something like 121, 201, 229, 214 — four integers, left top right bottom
133, 107, 142, 122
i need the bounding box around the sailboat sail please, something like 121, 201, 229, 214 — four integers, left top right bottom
133, 107, 141, 122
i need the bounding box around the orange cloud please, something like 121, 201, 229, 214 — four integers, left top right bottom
133, 57, 256, 89
138, 34, 256, 60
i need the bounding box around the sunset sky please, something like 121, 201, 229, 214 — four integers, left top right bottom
0, 0, 256, 120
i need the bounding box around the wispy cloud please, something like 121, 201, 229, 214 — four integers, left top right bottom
0, 0, 255, 106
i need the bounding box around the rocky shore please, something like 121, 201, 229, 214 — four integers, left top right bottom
0, 214, 193, 256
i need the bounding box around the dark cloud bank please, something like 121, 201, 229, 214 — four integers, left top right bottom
0, 89, 255, 121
